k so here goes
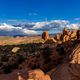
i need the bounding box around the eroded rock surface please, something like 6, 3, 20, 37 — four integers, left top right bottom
49, 43, 80, 80
42, 31, 49, 40
0, 28, 80, 80
28, 69, 51, 80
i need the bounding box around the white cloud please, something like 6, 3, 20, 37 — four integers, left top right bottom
66, 24, 80, 29
31, 20, 80, 30
22, 28, 37, 35
50, 20, 69, 24
0, 19, 80, 36
32, 20, 69, 29
0, 23, 22, 31
32, 21, 50, 29
0, 23, 37, 35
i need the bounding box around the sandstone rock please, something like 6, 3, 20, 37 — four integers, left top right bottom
63, 28, 68, 35
70, 30, 77, 39
42, 31, 49, 40
49, 43, 80, 80
12, 47, 20, 53
63, 35, 69, 42
54, 34, 61, 41
60, 28, 70, 42
68, 30, 72, 36
70, 44, 80, 64
28, 69, 51, 80
45, 38, 57, 44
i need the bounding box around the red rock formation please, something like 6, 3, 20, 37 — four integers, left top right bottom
68, 30, 73, 36
28, 69, 51, 80
70, 30, 77, 40
0, 28, 80, 80
42, 31, 49, 40
49, 44, 80, 80
54, 34, 61, 41
63, 28, 68, 35
63, 35, 69, 42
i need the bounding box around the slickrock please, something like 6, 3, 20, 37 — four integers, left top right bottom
42, 31, 49, 40
28, 69, 51, 80
70, 44, 80, 64
49, 43, 80, 80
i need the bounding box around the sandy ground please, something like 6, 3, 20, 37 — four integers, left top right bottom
0, 36, 44, 45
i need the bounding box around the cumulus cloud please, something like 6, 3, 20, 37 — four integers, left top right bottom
0, 19, 80, 36
31, 20, 69, 30
0, 23, 37, 36
31, 20, 80, 30
22, 28, 37, 35
0, 23, 22, 31
66, 24, 80, 29
32, 21, 50, 29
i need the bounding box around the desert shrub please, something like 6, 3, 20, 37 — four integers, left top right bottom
1, 55, 9, 62
2, 64, 12, 74
56, 45, 65, 56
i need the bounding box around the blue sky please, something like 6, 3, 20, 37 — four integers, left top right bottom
0, 0, 80, 21
0, 0, 80, 36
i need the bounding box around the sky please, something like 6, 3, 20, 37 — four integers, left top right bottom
0, 0, 80, 21
0, 0, 80, 36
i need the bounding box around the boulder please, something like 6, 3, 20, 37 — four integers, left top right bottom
12, 47, 20, 53
28, 69, 51, 80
